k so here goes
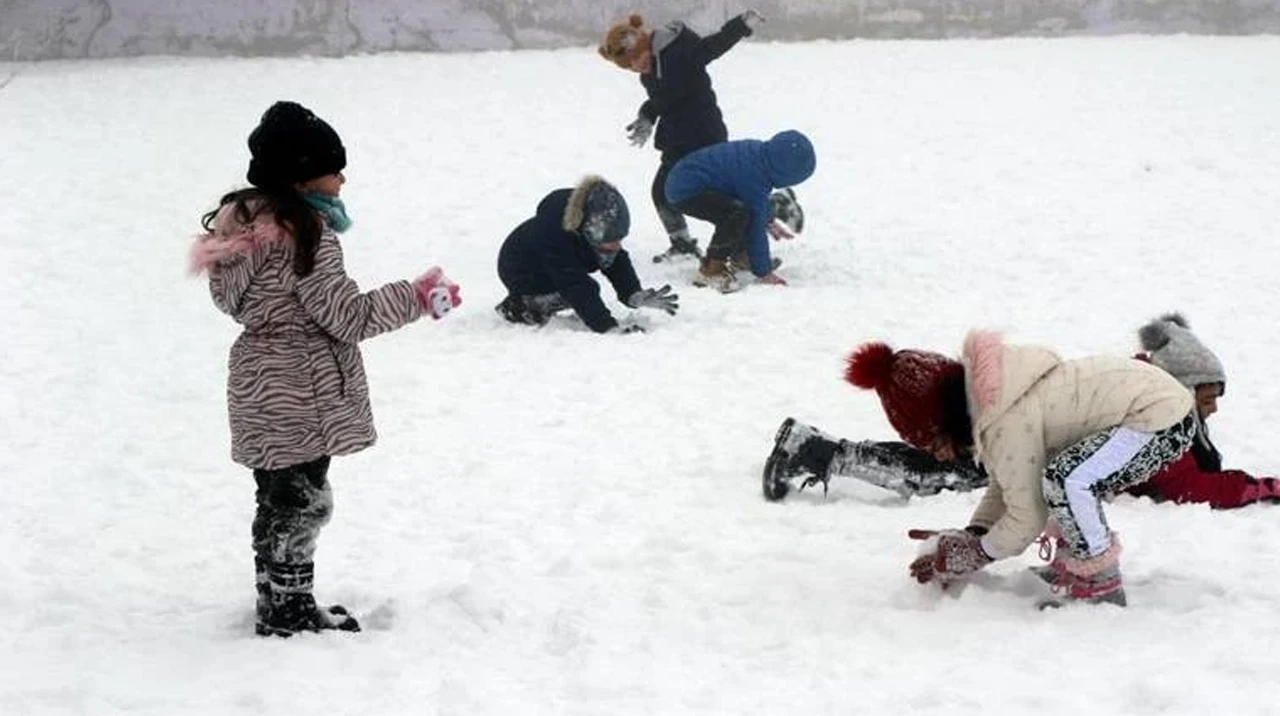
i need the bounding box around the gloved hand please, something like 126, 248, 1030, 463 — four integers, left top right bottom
766, 219, 795, 241
740, 9, 765, 31
1240, 476, 1280, 505
610, 322, 646, 335
626, 284, 680, 315
626, 114, 654, 147
412, 266, 462, 320
907, 528, 993, 584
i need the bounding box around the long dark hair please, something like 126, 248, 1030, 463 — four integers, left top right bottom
939, 371, 975, 452
201, 186, 322, 276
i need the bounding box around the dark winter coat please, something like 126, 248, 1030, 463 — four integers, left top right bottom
638, 17, 752, 159
665, 132, 816, 276
497, 187, 643, 334
191, 202, 423, 469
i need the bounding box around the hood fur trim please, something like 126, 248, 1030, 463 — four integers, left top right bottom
188, 202, 288, 275
562, 175, 607, 232
963, 329, 1005, 413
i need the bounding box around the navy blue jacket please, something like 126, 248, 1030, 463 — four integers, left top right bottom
497, 189, 643, 333
638, 17, 752, 159
665, 132, 816, 277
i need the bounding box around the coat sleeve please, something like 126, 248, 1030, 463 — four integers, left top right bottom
973, 415, 1050, 559
295, 233, 424, 344
540, 238, 618, 334
601, 250, 643, 305
1138, 451, 1273, 509
638, 99, 657, 123
968, 481, 1007, 532
696, 16, 752, 64
744, 193, 773, 277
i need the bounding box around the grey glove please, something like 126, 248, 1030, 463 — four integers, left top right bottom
740, 9, 765, 31
626, 115, 654, 147
626, 284, 680, 316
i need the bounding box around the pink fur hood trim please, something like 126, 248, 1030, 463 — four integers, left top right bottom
962, 329, 1062, 432
963, 329, 1005, 413
187, 202, 289, 275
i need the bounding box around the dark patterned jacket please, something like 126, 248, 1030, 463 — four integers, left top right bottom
638, 17, 752, 160
191, 202, 423, 469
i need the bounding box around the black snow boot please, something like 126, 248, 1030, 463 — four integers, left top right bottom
256, 562, 360, 638
763, 417, 842, 500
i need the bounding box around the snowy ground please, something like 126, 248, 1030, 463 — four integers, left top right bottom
2, 34, 1278, 716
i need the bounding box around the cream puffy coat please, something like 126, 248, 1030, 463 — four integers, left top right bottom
962, 331, 1193, 558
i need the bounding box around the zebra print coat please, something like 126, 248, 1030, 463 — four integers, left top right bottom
191, 202, 424, 469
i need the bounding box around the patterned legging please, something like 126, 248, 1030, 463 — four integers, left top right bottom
252, 456, 334, 567
1043, 414, 1196, 559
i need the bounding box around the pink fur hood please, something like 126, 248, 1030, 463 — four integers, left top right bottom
187, 201, 289, 275
961, 329, 1062, 430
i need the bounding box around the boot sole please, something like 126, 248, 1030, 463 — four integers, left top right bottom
762, 418, 799, 501
762, 449, 791, 501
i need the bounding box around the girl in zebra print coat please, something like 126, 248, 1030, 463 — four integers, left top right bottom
190, 101, 462, 637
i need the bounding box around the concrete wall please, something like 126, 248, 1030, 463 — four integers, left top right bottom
2, 0, 1279, 61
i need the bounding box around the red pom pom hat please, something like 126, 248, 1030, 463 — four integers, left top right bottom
845, 341, 970, 450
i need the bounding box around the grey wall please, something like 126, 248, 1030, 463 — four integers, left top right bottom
3, 0, 1279, 61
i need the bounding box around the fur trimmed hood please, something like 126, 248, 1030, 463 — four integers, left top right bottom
561, 175, 630, 245
962, 330, 1061, 432
188, 201, 288, 275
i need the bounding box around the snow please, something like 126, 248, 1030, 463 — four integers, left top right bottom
2, 35, 1278, 716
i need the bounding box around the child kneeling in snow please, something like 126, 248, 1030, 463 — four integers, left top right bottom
495, 175, 678, 334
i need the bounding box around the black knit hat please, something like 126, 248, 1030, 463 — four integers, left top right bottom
246, 101, 346, 189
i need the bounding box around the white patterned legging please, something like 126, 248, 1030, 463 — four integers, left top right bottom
1042, 414, 1196, 560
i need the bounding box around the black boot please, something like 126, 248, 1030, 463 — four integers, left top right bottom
256, 562, 360, 637
254, 557, 270, 622
763, 418, 842, 500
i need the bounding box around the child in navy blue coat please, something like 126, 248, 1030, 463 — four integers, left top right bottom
598, 10, 761, 264
665, 130, 816, 293
495, 176, 678, 334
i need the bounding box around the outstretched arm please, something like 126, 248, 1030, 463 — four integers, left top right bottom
696, 12, 756, 64
1134, 451, 1280, 509
296, 234, 423, 344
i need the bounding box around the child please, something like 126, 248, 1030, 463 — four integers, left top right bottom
599, 10, 761, 264
1127, 314, 1280, 507
846, 331, 1195, 606
495, 175, 678, 334
190, 101, 461, 637
665, 130, 816, 292
764, 313, 1279, 509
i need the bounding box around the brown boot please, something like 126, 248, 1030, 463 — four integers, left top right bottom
693, 258, 741, 294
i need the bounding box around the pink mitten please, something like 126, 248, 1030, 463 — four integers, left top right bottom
413, 267, 462, 320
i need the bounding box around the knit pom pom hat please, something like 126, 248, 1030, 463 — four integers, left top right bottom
1138, 312, 1225, 393
846, 341, 971, 450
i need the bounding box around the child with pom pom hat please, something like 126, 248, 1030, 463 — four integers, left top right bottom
844, 330, 1196, 607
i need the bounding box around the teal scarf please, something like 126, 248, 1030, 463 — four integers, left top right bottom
302, 193, 353, 233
